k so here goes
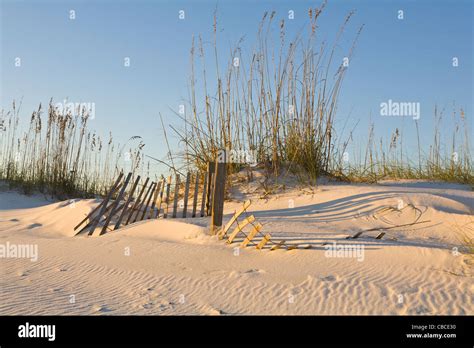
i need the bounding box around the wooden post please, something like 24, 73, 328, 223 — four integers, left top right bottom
200, 172, 208, 217
125, 177, 149, 225
88, 172, 124, 236
191, 173, 199, 218
164, 176, 172, 218
172, 174, 180, 218
99, 172, 132, 235
206, 162, 215, 216
210, 154, 226, 235
182, 171, 191, 218
114, 175, 140, 230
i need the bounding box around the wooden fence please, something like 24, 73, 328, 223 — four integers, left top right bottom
74, 162, 224, 236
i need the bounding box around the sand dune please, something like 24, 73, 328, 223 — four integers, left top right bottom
0, 181, 472, 315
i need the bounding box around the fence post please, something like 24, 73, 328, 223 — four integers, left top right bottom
206, 161, 215, 216
210, 150, 226, 235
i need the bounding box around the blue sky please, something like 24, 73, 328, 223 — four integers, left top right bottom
1, 0, 472, 172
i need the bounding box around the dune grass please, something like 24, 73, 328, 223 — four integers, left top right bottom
335, 107, 473, 184
0, 100, 147, 198
169, 4, 472, 186
171, 3, 360, 178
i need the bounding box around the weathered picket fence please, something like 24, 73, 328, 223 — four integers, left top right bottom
74, 161, 226, 236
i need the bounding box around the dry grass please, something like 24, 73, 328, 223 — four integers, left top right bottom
0, 100, 147, 198
338, 107, 473, 184
169, 5, 472, 186
171, 3, 363, 181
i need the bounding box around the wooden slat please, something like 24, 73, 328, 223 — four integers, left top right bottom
164, 176, 172, 218
82, 175, 124, 236
113, 175, 141, 230
206, 162, 215, 216
87, 172, 124, 236
218, 200, 252, 239
191, 173, 199, 218
140, 182, 157, 221
148, 180, 162, 219
75, 196, 120, 235
207, 172, 214, 215
98, 172, 132, 236
133, 181, 155, 223
172, 174, 180, 218
211, 159, 226, 235
156, 177, 166, 218
73, 182, 122, 231
200, 172, 208, 217
125, 177, 150, 225
346, 231, 363, 239
226, 215, 255, 244
256, 234, 271, 250
94, 201, 130, 234
270, 240, 286, 251
182, 172, 191, 218
240, 222, 262, 248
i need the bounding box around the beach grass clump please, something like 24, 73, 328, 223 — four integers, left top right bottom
0, 100, 146, 198
171, 4, 472, 185
172, 3, 363, 181
337, 107, 473, 184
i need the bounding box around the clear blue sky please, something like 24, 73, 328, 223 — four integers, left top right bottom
1, 0, 472, 172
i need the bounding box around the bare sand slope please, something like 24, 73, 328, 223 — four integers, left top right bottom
0, 181, 472, 315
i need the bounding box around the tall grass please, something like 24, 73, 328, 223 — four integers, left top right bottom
0, 100, 147, 198
171, 5, 472, 185
172, 3, 362, 180
337, 106, 473, 184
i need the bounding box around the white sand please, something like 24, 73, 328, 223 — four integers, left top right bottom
0, 181, 472, 315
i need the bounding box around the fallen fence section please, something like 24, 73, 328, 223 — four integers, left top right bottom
217, 200, 312, 252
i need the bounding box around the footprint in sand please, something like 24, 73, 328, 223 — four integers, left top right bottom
16, 270, 30, 277
27, 223, 42, 229
46, 288, 61, 293
92, 304, 112, 313
403, 287, 420, 294
413, 305, 431, 314
320, 275, 337, 281
157, 300, 175, 311
207, 307, 227, 315
140, 302, 154, 309
243, 268, 266, 275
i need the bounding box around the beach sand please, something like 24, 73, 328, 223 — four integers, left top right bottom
0, 180, 472, 315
